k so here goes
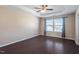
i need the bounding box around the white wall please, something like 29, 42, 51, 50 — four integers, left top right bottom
75, 8, 79, 45
0, 6, 39, 47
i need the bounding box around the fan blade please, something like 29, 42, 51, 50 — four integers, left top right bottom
47, 9, 53, 10
36, 10, 41, 12
34, 7, 41, 9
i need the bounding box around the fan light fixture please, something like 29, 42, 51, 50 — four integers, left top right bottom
40, 10, 46, 12
34, 5, 53, 13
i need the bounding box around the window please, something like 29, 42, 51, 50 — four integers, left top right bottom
46, 18, 63, 32
46, 19, 53, 31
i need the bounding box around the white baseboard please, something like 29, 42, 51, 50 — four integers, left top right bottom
54, 36, 74, 40
64, 37, 74, 40
44, 35, 74, 40
0, 34, 39, 48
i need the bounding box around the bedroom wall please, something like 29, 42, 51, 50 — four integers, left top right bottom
0, 6, 39, 47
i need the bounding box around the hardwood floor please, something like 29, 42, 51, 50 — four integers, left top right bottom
0, 35, 79, 54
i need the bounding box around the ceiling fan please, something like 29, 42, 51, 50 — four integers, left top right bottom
34, 5, 53, 12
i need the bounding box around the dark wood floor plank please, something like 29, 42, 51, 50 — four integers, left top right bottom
0, 35, 79, 54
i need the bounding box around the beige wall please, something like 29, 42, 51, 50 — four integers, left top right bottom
40, 14, 75, 40
65, 14, 75, 40
0, 6, 39, 47
39, 18, 45, 35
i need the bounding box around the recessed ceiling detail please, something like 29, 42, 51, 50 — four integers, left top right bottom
22, 5, 79, 17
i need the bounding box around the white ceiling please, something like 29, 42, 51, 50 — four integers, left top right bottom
9, 5, 79, 17
23, 5, 79, 17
